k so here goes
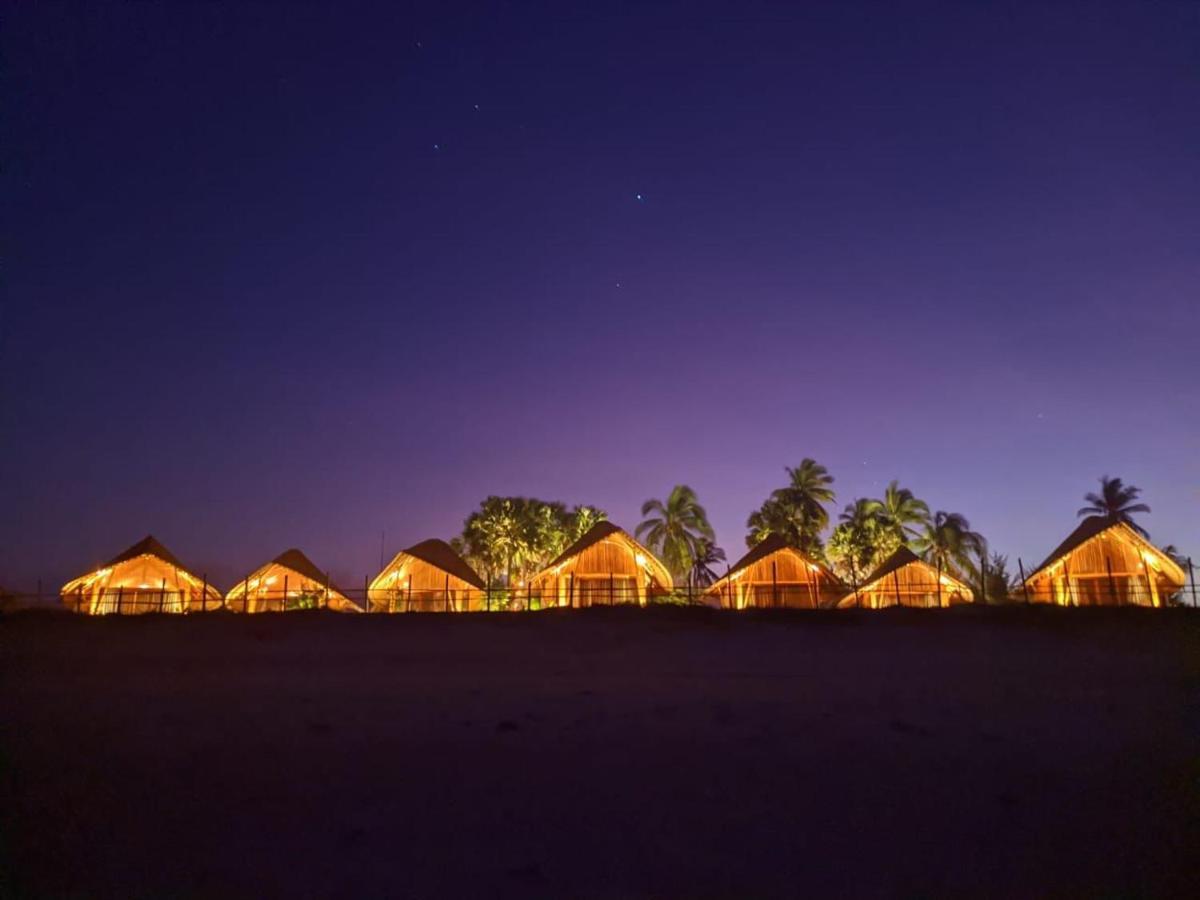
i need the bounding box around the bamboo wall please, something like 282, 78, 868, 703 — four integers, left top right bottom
1027, 530, 1180, 607
225, 563, 357, 613
368, 555, 481, 612
61, 555, 221, 615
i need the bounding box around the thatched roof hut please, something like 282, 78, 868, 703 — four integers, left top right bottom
1022, 517, 1185, 607
60, 535, 223, 615
836, 547, 973, 609
528, 522, 672, 608
225, 549, 361, 613
368, 539, 486, 612
706, 535, 844, 609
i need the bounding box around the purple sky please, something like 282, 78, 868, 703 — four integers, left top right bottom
3, 1, 1198, 593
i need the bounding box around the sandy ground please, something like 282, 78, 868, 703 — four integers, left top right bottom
2, 607, 1197, 899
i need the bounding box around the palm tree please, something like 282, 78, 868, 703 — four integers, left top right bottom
689, 539, 726, 588
1077, 476, 1151, 536
637, 485, 716, 581
771, 459, 835, 536
875, 480, 929, 545
913, 511, 985, 576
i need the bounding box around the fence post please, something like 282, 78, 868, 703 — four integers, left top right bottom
324, 571, 331, 610
116, 584, 124, 615
200, 574, 208, 614
364, 574, 371, 613
160, 578, 167, 613
1017, 558, 1030, 604
526, 579, 532, 612
283, 575, 289, 613
1189, 558, 1197, 608
407, 574, 413, 613
1063, 559, 1074, 607
609, 571, 614, 606
771, 559, 778, 608
725, 564, 732, 610
444, 572, 450, 613
1105, 557, 1119, 606
569, 573, 575, 609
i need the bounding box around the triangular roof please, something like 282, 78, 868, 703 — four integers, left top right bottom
270, 548, 336, 588
62, 534, 220, 604
858, 546, 972, 594
105, 535, 190, 572
1025, 516, 1186, 584
537, 522, 672, 585
709, 534, 844, 590
400, 539, 486, 590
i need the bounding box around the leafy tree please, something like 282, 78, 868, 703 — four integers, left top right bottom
1077, 476, 1151, 536
637, 485, 716, 581
975, 552, 1017, 605
912, 510, 984, 576
452, 497, 608, 586
826, 498, 899, 583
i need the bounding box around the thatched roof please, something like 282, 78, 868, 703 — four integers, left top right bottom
1025, 516, 1185, 584
402, 539, 486, 590
105, 535, 191, 572
859, 546, 923, 587
269, 548, 341, 592
712, 534, 843, 587
854, 546, 973, 597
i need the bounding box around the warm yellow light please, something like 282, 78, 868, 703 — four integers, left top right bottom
138, 583, 150, 589
635, 553, 647, 567
265, 576, 277, 585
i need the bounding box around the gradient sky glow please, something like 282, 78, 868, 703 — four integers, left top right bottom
3, 1, 1198, 592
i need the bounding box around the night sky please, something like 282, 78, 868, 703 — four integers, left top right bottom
4, 1, 1197, 592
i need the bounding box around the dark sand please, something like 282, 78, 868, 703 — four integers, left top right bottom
2, 607, 1197, 898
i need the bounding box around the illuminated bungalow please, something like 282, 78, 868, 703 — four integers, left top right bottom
225, 548, 361, 613
836, 547, 973, 609
368, 539, 486, 612
705, 535, 844, 609
60, 535, 223, 615
527, 522, 672, 607
1022, 517, 1185, 607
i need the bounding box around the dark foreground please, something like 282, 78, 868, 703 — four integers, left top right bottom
2, 607, 1198, 898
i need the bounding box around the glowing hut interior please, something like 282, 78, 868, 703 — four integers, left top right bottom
528, 522, 672, 607
60, 535, 223, 615
837, 546, 973, 609
368, 539, 486, 612
1022, 517, 1185, 607
706, 535, 844, 609
225, 548, 361, 613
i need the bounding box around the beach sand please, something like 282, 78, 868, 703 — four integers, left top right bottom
2, 606, 1197, 897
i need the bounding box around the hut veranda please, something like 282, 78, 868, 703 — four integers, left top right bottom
368, 539, 486, 612
60, 535, 223, 615
1022, 517, 1185, 606
706, 535, 844, 609
225, 549, 361, 613
527, 522, 672, 607
836, 547, 974, 609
